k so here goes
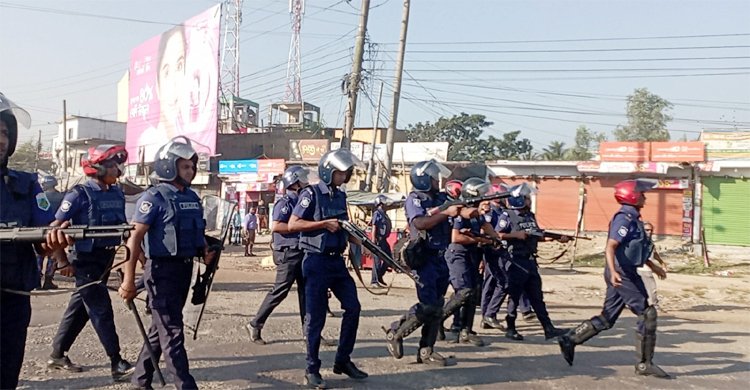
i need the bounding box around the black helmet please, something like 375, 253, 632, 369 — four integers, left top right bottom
0, 92, 31, 163
282, 166, 309, 188
152, 136, 198, 182
410, 160, 451, 192
461, 177, 491, 199
318, 149, 363, 185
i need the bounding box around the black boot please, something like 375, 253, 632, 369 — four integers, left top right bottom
111, 358, 135, 382
481, 316, 506, 330
48, 355, 83, 372
385, 314, 422, 359
635, 334, 670, 378
417, 347, 447, 366
437, 326, 446, 341
305, 371, 327, 389
245, 323, 266, 345
333, 361, 368, 379
504, 316, 524, 341
542, 321, 569, 340
558, 320, 599, 365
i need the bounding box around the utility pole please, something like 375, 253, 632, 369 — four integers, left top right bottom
364, 81, 384, 192
341, 0, 370, 150
34, 129, 41, 171
381, 0, 410, 191
62, 99, 68, 173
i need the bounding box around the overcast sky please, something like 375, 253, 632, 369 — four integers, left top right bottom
2, 0, 749, 152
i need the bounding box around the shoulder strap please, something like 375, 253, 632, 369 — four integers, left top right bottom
153, 184, 176, 221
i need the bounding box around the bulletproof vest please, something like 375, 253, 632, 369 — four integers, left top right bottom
506, 209, 540, 260
45, 190, 64, 214
611, 212, 650, 267
271, 193, 300, 251
375, 208, 392, 238
298, 184, 348, 254
0, 170, 41, 291
450, 215, 484, 254
408, 191, 451, 250
72, 183, 127, 253
144, 184, 206, 258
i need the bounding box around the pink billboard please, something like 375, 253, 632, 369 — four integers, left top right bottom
126, 4, 221, 163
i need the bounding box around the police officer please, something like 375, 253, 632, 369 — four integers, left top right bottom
499, 192, 568, 341
288, 149, 368, 389
119, 136, 216, 389
46, 144, 135, 381
438, 179, 463, 340
440, 178, 501, 347
246, 166, 309, 344
480, 186, 507, 330
0, 93, 68, 389
385, 160, 461, 366
369, 194, 392, 288
37, 175, 64, 289
558, 179, 669, 378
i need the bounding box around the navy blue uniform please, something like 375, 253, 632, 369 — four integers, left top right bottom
293, 182, 360, 376
387, 191, 451, 351
370, 207, 392, 285
0, 170, 56, 389
250, 190, 305, 331
442, 214, 485, 333
480, 207, 507, 319
499, 208, 559, 336
50, 179, 127, 362
131, 183, 205, 389
596, 205, 651, 333
37, 190, 64, 279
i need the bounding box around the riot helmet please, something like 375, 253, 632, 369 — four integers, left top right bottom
282, 165, 309, 189
374, 194, 388, 207
507, 183, 536, 210
318, 148, 364, 185
40, 175, 58, 191
445, 180, 463, 201
410, 160, 451, 192
461, 177, 491, 199
614, 179, 656, 207
81, 144, 128, 183
152, 136, 199, 185
0, 92, 31, 165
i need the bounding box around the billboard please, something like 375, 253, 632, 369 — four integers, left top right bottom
701, 131, 750, 160
599, 142, 650, 162
126, 4, 221, 163
290, 139, 330, 161
650, 141, 705, 162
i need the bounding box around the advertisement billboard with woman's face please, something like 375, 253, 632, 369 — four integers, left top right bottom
125, 4, 221, 163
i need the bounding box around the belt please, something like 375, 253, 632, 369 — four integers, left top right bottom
321, 248, 344, 257
150, 256, 193, 264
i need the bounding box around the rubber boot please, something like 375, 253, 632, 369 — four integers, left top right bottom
558, 320, 599, 365
541, 319, 568, 340
635, 334, 670, 378
504, 315, 524, 341
385, 314, 422, 359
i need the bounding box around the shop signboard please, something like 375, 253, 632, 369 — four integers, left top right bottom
650, 141, 704, 162
599, 142, 650, 162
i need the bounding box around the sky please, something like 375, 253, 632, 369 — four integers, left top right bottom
2, 0, 749, 153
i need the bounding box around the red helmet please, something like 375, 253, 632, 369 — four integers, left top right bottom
614, 179, 656, 206
445, 180, 463, 200
81, 144, 128, 177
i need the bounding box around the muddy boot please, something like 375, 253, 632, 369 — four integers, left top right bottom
417, 347, 447, 366
504, 315, 524, 340
635, 334, 671, 378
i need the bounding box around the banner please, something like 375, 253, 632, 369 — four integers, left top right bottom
125, 4, 221, 163
599, 142, 650, 162
650, 141, 704, 162
290, 139, 329, 161
701, 131, 750, 160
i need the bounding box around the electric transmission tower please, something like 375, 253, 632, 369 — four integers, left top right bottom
219, 0, 243, 132
284, 0, 304, 103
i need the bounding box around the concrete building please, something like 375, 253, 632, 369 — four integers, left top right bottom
52, 115, 126, 177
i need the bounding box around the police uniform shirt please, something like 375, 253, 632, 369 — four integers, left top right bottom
292, 182, 349, 250
0, 172, 55, 227
55, 179, 117, 224
496, 211, 512, 234
404, 192, 427, 223
132, 184, 174, 227
452, 215, 482, 239
483, 209, 499, 231
371, 208, 391, 240
271, 191, 300, 249
608, 205, 641, 245
404, 191, 450, 250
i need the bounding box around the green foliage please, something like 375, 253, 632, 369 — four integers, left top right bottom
6, 140, 55, 172
614, 88, 673, 141
568, 125, 607, 160
406, 113, 533, 161
541, 140, 568, 160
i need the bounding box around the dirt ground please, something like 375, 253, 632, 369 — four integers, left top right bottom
18, 233, 750, 389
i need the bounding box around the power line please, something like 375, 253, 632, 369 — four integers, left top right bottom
381, 32, 750, 45
403, 56, 750, 64
385, 45, 750, 54
377, 66, 750, 73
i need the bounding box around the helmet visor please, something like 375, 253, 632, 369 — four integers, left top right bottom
416, 160, 451, 182
508, 182, 537, 198
634, 178, 658, 192
157, 137, 197, 161
327, 149, 366, 172
0, 93, 31, 128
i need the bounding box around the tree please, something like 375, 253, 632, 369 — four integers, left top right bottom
567, 125, 607, 160
541, 141, 568, 160
614, 88, 673, 141
406, 113, 534, 161
7, 140, 55, 173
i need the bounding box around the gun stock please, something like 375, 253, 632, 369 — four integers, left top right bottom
0, 224, 134, 243
437, 183, 533, 212
338, 220, 423, 288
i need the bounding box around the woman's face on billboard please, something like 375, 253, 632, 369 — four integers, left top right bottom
158, 31, 186, 130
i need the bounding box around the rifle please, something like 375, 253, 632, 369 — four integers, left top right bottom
526, 230, 591, 241
338, 220, 423, 288
437, 183, 533, 212
0, 224, 134, 243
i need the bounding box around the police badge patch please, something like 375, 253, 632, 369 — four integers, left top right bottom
300, 197, 311, 208
498, 219, 508, 228
281, 206, 289, 214
412, 198, 421, 208
60, 200, 72, 213
617, 226, 628, 237
36, 193, 50, 211
139, 201, 153, 214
